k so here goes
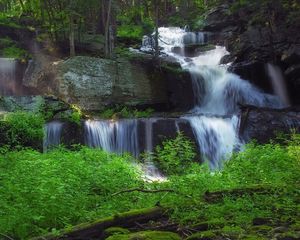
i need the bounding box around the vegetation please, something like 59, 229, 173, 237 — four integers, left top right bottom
0, 111, 44, 149
154, 132, 197, 175
99, 106, 154, 119
0, 132, 298, 239
0, 36, 29, 60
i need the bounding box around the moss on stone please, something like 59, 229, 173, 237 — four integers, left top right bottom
105, 231, 181, 240
243, 235, 268, 240
104, 227, 130, 238
251, 225, 273, 235
275, 231, 300, 240
186, 230, 217, 240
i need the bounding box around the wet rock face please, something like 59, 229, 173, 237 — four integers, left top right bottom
229, 61, 273, 94
239, 106, 300, 143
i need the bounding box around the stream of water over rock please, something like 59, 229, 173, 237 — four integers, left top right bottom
142, 27, 283, 168
43, 121, 64, 152
43, 27, 284, 173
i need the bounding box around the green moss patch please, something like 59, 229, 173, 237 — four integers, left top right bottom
106, 231, 180, 240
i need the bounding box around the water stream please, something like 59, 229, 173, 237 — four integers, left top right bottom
43, 121, 64, 152
84, 119, 139, 158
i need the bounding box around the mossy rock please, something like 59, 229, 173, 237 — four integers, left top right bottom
104, 227, 130, 238
243, 235, 268, 240
275, 231, 300, 240
221, 225, 245, 238
105, 231, 181, 240
186, 230, 217, 240
250, 225, 273, 235
191, 219, 225, 232
290, 222, 300, 231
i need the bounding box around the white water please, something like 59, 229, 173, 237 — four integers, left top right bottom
141, 27, 284, 168
43, 121, 63, 151
267, 63, 290, 107
142, 118, 165, 182
0, 58, 17, 96
84, 119, 139, 158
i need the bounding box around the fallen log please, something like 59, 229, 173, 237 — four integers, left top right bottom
203, 185, 280, 203
32, 207, 166, 240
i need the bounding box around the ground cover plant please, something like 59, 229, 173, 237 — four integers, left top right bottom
0, 133, 299, 239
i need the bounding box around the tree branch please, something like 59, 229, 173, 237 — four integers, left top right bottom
112, 188, 175, 196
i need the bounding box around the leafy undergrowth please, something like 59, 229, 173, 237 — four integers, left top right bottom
0, 135, 299, 239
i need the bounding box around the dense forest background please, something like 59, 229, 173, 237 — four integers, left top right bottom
1, 0, 299, 58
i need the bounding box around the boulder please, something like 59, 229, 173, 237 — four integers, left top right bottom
23, 55, 168, 111
239, 105, 300, 143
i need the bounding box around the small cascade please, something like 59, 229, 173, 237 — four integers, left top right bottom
141, 27, 208, 53
142, 118, 165, 182
115, 119, 139, 157
185, 115, 240, 169
84, 119, 139, 157
43, 121, 63, 151
267, 63, 291, 107
84, 120, 115, 152
0, 58, 17, 96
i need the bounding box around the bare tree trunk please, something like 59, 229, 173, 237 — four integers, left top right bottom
154, 0, 159, 58
69, 14, 75, 57
104, 0, 112, 58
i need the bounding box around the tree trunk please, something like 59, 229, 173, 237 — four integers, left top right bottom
154, 0, 159, 58
104, 0, 112, 58
69, 14, 75, 57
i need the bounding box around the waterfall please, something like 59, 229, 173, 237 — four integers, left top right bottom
185, 115, 240, 169
142, 118, 165, 181
84, 119, 139, 158
43, 121, 63, 151
115, 119, 139, 157
267, 63, 290, 107
85, 120, 115, 152
0, 58, 17, 96
142, 27, 284, 168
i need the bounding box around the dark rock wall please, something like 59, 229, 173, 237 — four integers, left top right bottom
239, 105, 300, 143
203, 2, 300, 105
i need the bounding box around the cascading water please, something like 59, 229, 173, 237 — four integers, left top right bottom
43, 121, 63, 151
84, 119, 139, 158
0, 58, 17, 96
142, 118, 165, 181
141, 27, 284, 168
115, 119, 139, 157
85, 120, 115, 152
267, 63, 290, 107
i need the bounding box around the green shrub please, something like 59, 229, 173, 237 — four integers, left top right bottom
2, 46, 29, 60
2, 111, 45, 149
154, 132, 197, 175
